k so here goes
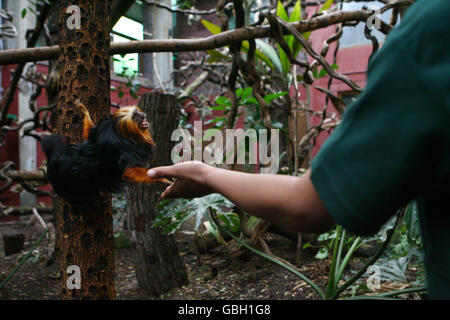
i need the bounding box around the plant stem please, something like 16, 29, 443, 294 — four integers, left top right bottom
335, 228, 346, 284
325, 225, 341, 299
330, 213, 401, 300
335, 236, 361, 285
0, 229, 48, 289
209, 211, 326, 299
372, 286, 427, 297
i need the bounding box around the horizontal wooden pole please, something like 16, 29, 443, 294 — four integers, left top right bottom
0, 10, 382, 66
5, 169, 46, 181
1, 206, 53, 216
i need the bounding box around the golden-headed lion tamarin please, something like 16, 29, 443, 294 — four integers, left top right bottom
41, 101, 169, 202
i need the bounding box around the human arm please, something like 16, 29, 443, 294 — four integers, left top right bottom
147, 161, 334, 233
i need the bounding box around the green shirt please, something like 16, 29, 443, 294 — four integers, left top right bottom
311, 0, 450, 299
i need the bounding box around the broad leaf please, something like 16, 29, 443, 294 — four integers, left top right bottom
255, 39, 283, 74
201, 19, 221, 34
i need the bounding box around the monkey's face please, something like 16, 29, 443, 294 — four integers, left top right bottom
113, 106, 155, 146
132, 110, 149, 130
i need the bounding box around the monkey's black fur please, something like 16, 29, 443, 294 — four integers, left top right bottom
41, 116, 152, 202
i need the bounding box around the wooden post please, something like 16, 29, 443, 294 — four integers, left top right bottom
55, 1, 115, 299
126, 92, 188, 296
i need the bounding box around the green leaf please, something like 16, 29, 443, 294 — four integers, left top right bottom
278, 45, 290, 76
245, 96, 259, 105
263, 91, 288, 104
203, 221, 224, 244
289, 0, 302, 22
21, 8, 27, 18
255, 39, 283, 74
215, 96, 231, 107
276, 1, 289, 21
238, 86, 253, 99
276, 0, 301, 61
210, 106, 229, 111
217, 212, 240, 233
315, 247, 329, 260
201, 19, 221, 35
27, 5, 36, 14
205, 49, 231, 63
319, 0, 334, 12
302, 242, 312, 250
287, 1, 302, 57
201, 20, 273, 69
318, 68, 327, 78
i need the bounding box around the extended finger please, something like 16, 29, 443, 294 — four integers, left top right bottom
148, 165, 180, 179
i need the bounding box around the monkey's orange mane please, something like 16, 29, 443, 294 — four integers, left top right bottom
112, 106, 155, 146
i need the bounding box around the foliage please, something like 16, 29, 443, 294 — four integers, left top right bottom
0, 229, 49, 290
21, 0, 51, 19
206, 87, 287, 132
210, 206, 426, 300
276, 0, 303, 76
110, 60, 142, 100
366, 201, 425, 288
175, 0, 194, 10
275, 0, 334, 77
154, 194, 239, 242
303, 225, 359, 260
303, 201, 426, 295
200, 19, 274, 70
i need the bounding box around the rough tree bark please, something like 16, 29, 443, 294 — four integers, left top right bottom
55, 0, 115, 299
126, 92, 188, 296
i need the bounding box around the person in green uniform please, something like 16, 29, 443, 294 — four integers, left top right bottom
147, 0, 449, 299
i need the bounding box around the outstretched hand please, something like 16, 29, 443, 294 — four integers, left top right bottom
148, 162, 333, 233
147, 161, 214, 199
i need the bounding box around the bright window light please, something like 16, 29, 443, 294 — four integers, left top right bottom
112, 16, 143, 76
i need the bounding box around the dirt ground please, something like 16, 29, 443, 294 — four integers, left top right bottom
0, 228, 331, 300
0, 226, 422, 300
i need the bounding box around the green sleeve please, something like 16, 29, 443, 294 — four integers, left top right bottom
310, 3, 450, 235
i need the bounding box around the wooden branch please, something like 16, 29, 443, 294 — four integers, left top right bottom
178, 70, 209, 99
276, 17, 364, 92
0, 10, 385, 66
1, 206, 53, 216
4, 169, 47, 181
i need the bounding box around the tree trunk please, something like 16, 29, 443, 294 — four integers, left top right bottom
126, 92, 188, 296
55, 0, 114, 300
